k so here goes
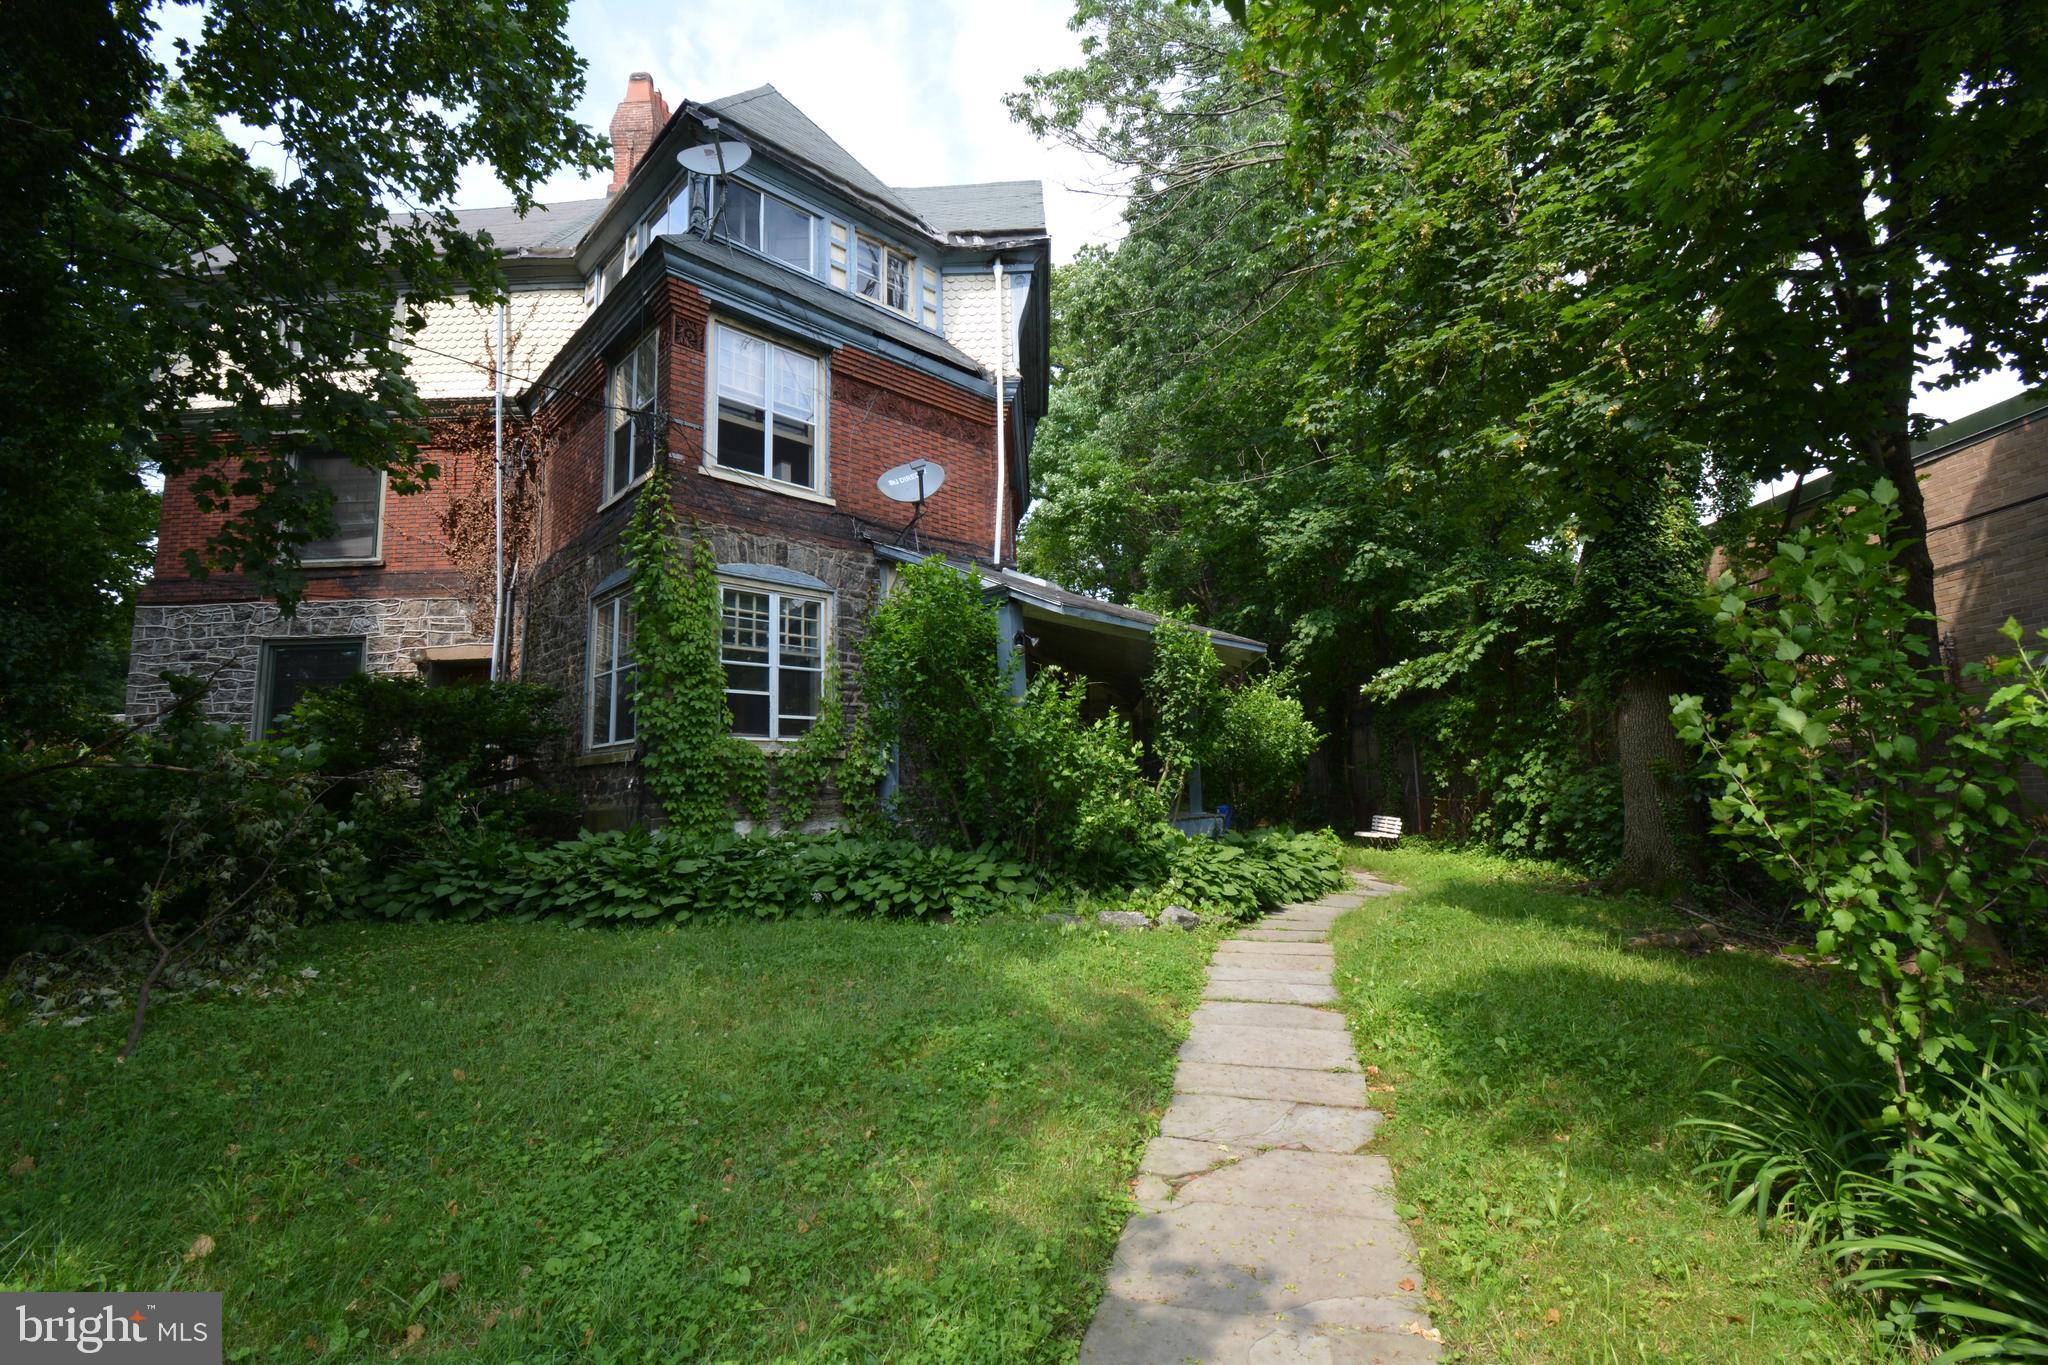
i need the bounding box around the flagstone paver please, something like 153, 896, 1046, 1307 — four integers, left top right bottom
1081, 872, 1439, 1364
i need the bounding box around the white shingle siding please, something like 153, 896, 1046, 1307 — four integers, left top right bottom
940, 272, 1016, 378
402, 289, 587, 401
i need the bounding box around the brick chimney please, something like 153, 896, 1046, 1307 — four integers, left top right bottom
608, 72, 671, 194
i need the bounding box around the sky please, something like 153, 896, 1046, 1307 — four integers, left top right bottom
151, 0, 2024, 430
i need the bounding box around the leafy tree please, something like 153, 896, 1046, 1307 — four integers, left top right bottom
1, 1, 605, 737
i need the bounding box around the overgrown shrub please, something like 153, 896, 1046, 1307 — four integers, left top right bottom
1146, 617, 1225, 814
356, 827, 1037, 925
1205, 670, 1323, 825
1155, 829, 1346, 920
1003, 670, 1164, 882
1676, 480, 2048, 1122
278, 673, 574, 856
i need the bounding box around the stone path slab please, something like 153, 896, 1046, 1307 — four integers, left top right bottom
1082, 873, 1437, 1363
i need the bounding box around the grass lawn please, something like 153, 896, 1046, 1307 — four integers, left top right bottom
0, 914, 1212, 1362
1336, 846, 1899, 1363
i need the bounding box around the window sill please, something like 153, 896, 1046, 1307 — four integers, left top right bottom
301, 557, 385, 570
576, 747, 636, 767
696, 462, 835, 506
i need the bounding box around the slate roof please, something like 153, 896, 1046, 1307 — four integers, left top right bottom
658, 231, 985, 377
440, 197, 607, 255
892, 181, 1047, 237
703, 85, 920, 221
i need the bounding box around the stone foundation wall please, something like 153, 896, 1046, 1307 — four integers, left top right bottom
516, 514, 881, 828
125, 597, 481, 729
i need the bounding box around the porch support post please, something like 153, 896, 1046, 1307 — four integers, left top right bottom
1185, 763, 1206, 817
995, 599, 1028, 699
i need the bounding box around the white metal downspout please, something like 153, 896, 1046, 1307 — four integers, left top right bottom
491, 301, 507, 680
992, 257, 1007, 566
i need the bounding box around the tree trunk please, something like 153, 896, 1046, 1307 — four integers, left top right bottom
1610, 666, 1695, 893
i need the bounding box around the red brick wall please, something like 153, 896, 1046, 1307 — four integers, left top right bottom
1919, 410, 2048, 673
143, 433, 481, 604
533, 279, 1019, 563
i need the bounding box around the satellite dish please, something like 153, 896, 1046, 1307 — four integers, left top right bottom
675, 141, 752, 176
878, 459, 945, 504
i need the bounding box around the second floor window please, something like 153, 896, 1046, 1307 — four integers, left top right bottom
718, 181, 814, 272
297, 451, 383, 563
711, 323, 820, 492
608, 330, 659, 499
588, 590, 636, 748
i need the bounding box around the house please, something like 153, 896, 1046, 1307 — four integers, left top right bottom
125, 75, 1260, 829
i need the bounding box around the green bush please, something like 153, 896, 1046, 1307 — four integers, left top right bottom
1003, 670, 1164, 882
1156, 828, 1346, 920
356, 828, 1039, 926
1206, 670, 1323, 825
277, 673, 575, 856
1689, 1012, 2048, 1360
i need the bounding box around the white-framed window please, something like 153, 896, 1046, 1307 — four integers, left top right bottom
720, 583, 827, 739
607, 329, 660, 500
716, 181, 814, 272
854, 236, 915, 315
257, 637, 365, 737
708, 321, 822, 492
295, 450, 384, 564
588, 589, 637, 749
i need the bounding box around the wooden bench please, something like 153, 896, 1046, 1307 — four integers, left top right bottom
1353, 815, 1403, 845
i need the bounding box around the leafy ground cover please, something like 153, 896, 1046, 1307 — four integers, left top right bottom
1, 913, 1211, 1361
1336, 845, 1896, 1362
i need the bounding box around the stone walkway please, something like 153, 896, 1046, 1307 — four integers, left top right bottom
1080, 873, 1440, 1364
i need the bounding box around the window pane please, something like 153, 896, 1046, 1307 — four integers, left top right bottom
631, 411, 656, 483
593, 601, 615, 673
716, 405, 765, 475
772, 350, 815, 421
771, 429, 811, 488
728, 690, 770, 737
886, 253, 910, 311
762, 196, 812, 268
301, 454, 380, 560
631, 332, 659, 405
721, 590, 771, 659
263, 640, 363, 735
779, 667, 820, 723
610, 416, 634, 493
591, 670, 614, 746
717, 329, 767, 405
614, 601, 634, 663
723, 662, 769, 694
616, 664, 637, 742
855, 239, 881, 299
779, 598, 822, 667
720, 182, 761, 250
601, 250, 623, 290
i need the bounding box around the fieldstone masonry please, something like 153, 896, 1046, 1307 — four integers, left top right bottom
126, 597, 480, 727
515, 516, 882, 825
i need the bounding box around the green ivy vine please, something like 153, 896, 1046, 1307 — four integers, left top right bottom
624, 458, 857, 832
623, 459, 735, 837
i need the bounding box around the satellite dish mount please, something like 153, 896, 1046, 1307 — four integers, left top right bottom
677, 120, 753, 239
877, 459, 947, 550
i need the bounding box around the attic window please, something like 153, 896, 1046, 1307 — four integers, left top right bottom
716, 181, 814, 272
854, 235, 914, 317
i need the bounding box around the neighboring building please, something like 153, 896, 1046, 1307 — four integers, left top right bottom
128, 75, 1256, 828
1752, 388, 2048, 681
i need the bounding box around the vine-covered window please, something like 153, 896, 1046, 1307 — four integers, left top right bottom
607, 330, 659, 501
588, 589, 637, 748
720, 584, 825, 739
710, 322, 821, 491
